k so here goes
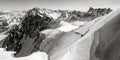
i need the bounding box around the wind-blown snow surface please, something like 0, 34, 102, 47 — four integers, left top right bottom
0, 48, 48, 60
41, 20, 80, 36
41, 21, 80, 40
70, 21, 88, 26
49, 13, 61, 20
57, 21, 79, 32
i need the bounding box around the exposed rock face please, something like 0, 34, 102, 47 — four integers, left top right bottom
1, 7, 55, 57
0, 11, 25, 33
58, 7, 112, 22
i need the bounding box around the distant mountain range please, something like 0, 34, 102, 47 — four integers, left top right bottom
0, 7, 112, 32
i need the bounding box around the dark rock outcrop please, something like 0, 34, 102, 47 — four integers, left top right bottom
1, 7, 55, 57
58, 7, 112, 22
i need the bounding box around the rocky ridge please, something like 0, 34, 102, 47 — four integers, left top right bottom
0, 7, 113, 60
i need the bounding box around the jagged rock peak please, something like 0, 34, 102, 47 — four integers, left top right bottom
87, 7, 112, 14
1, 7, 57, 57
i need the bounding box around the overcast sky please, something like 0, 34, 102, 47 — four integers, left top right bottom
0, 0, 119, 11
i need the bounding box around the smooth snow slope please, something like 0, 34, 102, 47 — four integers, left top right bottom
57, 21, 79, 32
60, 9, 120, 60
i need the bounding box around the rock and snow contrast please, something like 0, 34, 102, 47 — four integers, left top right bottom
0, 48, 48, 60
1, 7, 120, 60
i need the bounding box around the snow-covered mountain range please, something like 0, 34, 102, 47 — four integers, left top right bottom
0, 7, 113, 60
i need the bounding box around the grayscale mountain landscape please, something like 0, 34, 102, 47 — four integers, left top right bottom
0, 0, 120, 60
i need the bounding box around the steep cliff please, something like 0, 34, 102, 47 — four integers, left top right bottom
1, 7, 56, 57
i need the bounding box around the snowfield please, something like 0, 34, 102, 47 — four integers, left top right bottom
70, 21, 88, 26
0, 48, 48, 60
57, 21, 79, 32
